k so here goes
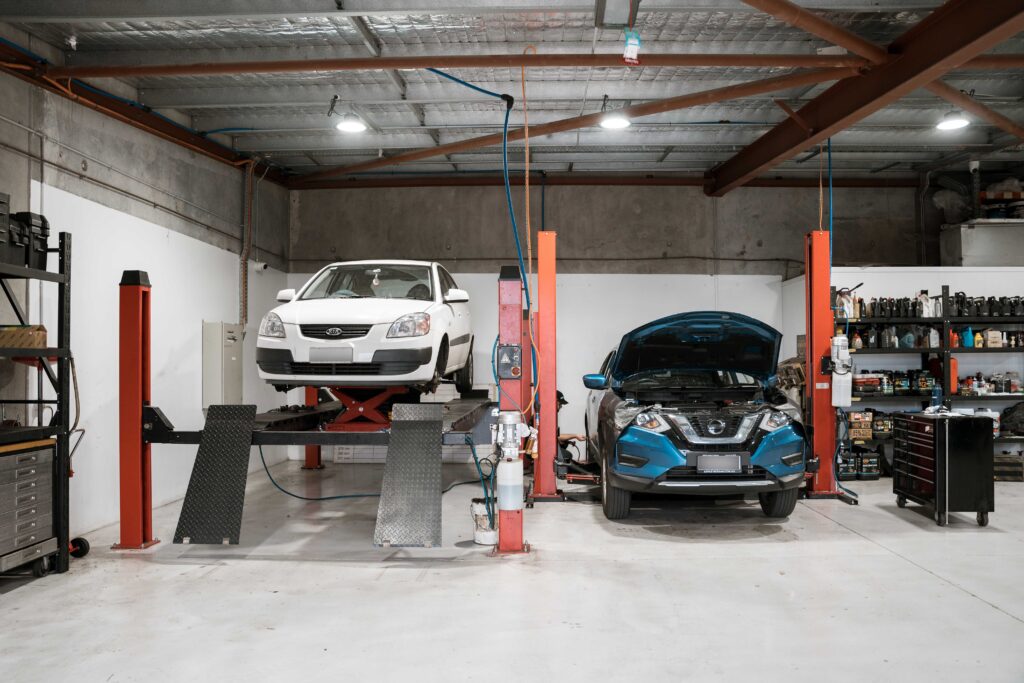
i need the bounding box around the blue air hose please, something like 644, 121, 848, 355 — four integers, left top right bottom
426, 68, 504, 99
258, 446, 380, 501
465, 436, 495, 528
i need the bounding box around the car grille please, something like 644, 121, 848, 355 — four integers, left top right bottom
257, 361, 419, 376
663, 465, 768, 481
686, 414, 744, 438
300, 324, 372, 340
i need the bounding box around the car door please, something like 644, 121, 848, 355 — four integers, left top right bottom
585, 350, 615, 460
438, 266, 472, 366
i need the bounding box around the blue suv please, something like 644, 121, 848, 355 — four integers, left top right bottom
582, 311, 806, 520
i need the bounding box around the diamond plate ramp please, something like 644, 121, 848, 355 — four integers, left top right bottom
174, 405, 256, 545
374, 403, 443, 547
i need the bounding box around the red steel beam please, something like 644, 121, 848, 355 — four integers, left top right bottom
742, 0, 1024, 142
292, 174, 919, 190
293, 68, 856, 184
534, 232, 559, 500
706, 0, 1024, 196
46, 53, 868, 80
43, 52, 1023, 80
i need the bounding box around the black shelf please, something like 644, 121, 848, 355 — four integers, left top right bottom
0, 347, 68, 358
949, 316, 1024, 325
950, 347, 1023, 354
0, 234, 72, 576
949, 394, 1024, 402
851, 395, 932, 402
850, 347, 942, 355
0, 261, 65, 283
839, 317, 942, 325
0, 425, 61, 446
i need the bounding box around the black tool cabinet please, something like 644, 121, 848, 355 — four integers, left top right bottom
892, 413, 993, 526
0, 232, 75, 576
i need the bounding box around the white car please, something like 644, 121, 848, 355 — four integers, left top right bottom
257, 260, 474, 394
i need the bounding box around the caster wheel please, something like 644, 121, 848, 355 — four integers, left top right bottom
937, 512, 948, 527
70, 537, 90, 558
31, 556, 49, 578
896, 495, 906, 508
977, 511, 989, 527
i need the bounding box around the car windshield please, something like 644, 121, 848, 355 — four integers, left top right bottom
301, 264, 433, 301
620, 368, 758, 391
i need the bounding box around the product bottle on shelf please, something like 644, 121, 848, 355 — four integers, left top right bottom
852, 331, 863, 349
975, 331, 984, 348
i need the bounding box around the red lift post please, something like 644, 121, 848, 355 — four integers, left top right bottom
533, 231, 560, 500
804, 230, 853, 501
115, 271, 159, 550
496, 266, 527, 553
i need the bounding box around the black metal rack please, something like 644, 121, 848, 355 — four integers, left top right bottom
0, 234, 72, 574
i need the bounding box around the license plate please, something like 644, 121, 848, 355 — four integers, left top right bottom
696, 454, 742, 473
310, 347, 354, 362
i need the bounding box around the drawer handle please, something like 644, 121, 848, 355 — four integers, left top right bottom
17, 468, 37, 477
16, 454, 38, 464
16, 494, 37, 505
17, 521, 37, 532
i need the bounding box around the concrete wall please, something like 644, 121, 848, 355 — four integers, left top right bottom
289, 184, 918, 276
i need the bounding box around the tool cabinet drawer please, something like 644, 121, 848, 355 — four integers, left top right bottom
0, 485, 51, 515
0, 536, 57, 573
0, 448, 52, 472
0, 517, 52, 554
0, 462, 49, 485
0, 499, 51, 529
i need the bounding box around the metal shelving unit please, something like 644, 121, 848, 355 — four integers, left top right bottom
0, 233, 72, 575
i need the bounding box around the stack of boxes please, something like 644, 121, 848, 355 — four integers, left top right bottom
845, 410, 882, 480
848, 411, 874, 441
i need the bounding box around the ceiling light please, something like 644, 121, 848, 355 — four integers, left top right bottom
936, 110, 969, 131
599, 94, 631, 130
599, 113, 631, 129
335, 113, 367, 133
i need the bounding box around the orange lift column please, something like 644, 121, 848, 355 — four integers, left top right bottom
114, 271, 159, 550
533, 231, 561, 500
302, 386, 323, 469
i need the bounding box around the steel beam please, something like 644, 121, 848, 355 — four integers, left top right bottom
293, 68, 854, 182
47, 53, 869, 80
706, 0, 1024, 196
0, 0, 944, 22
742, 0, 1024, 144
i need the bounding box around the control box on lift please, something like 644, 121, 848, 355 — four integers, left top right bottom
831, 333, 852, 408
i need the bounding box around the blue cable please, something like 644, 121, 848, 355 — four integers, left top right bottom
258, 446, 380, 501
427, 67, 504, 99
465, 437, 495, 528
501, 105, 532, 309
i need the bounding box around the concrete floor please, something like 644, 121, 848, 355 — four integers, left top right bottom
2, 462, 1023, 682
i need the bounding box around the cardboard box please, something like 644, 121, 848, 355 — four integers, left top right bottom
849, 428, 874, 440
984, 329, 1003, 348
0, 324, 46, 348
848, 411, 873, 423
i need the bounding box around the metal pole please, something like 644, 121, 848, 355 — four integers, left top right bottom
805, 231, 839, 495
533, 232, 560, 500
302, 386, 324, 469
114, 270, 159, 550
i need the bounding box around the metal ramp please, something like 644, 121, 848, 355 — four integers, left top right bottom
173, 405, 256, 545
373, 403, 444, 548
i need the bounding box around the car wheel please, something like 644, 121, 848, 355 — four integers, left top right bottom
601, 456, 631, 520
758, 487, 799, 518
429, 340, 449, 391
454, 345, 473, 396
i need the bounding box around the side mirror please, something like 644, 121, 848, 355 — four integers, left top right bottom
583, 373, 608, 390
276, 288, 296, 303
444, 288, 470, 303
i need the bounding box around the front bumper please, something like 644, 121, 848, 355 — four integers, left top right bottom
608, 423, 806, 496
257, 321, 437, 386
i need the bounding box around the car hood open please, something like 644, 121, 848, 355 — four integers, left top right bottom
610, 311, 782, 383
274, 297, 433, 326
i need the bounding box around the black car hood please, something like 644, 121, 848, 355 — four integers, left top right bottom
610, 311, 782, 384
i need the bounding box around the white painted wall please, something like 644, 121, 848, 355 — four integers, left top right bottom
287, 271, 785, 435
31, 183, 289, 537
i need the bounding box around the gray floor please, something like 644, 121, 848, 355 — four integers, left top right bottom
3, 462, 1024, 682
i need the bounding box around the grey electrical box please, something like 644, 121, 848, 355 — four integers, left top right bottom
203, 322, 243, 409
495, 344, 522, 380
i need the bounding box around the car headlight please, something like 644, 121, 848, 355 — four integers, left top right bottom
258, 312, 286, 338
613, 403, 643, 431
633, 412, 671, 433
760, 410, 792, 432
387, 312, 430, 338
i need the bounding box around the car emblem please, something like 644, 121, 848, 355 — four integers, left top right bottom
325, 327, 343, 337
707, 419, 727, 435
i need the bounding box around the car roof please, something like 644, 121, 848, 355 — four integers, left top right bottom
322, 260, 436, 268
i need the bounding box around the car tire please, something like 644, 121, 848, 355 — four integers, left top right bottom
601, 457, 631, 520
758, 487, 799, 518
454, 344, 473, 396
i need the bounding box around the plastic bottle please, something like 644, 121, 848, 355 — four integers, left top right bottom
975, 331, 984, 348
852, 331, 863, 349
964, 326, 974, 348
